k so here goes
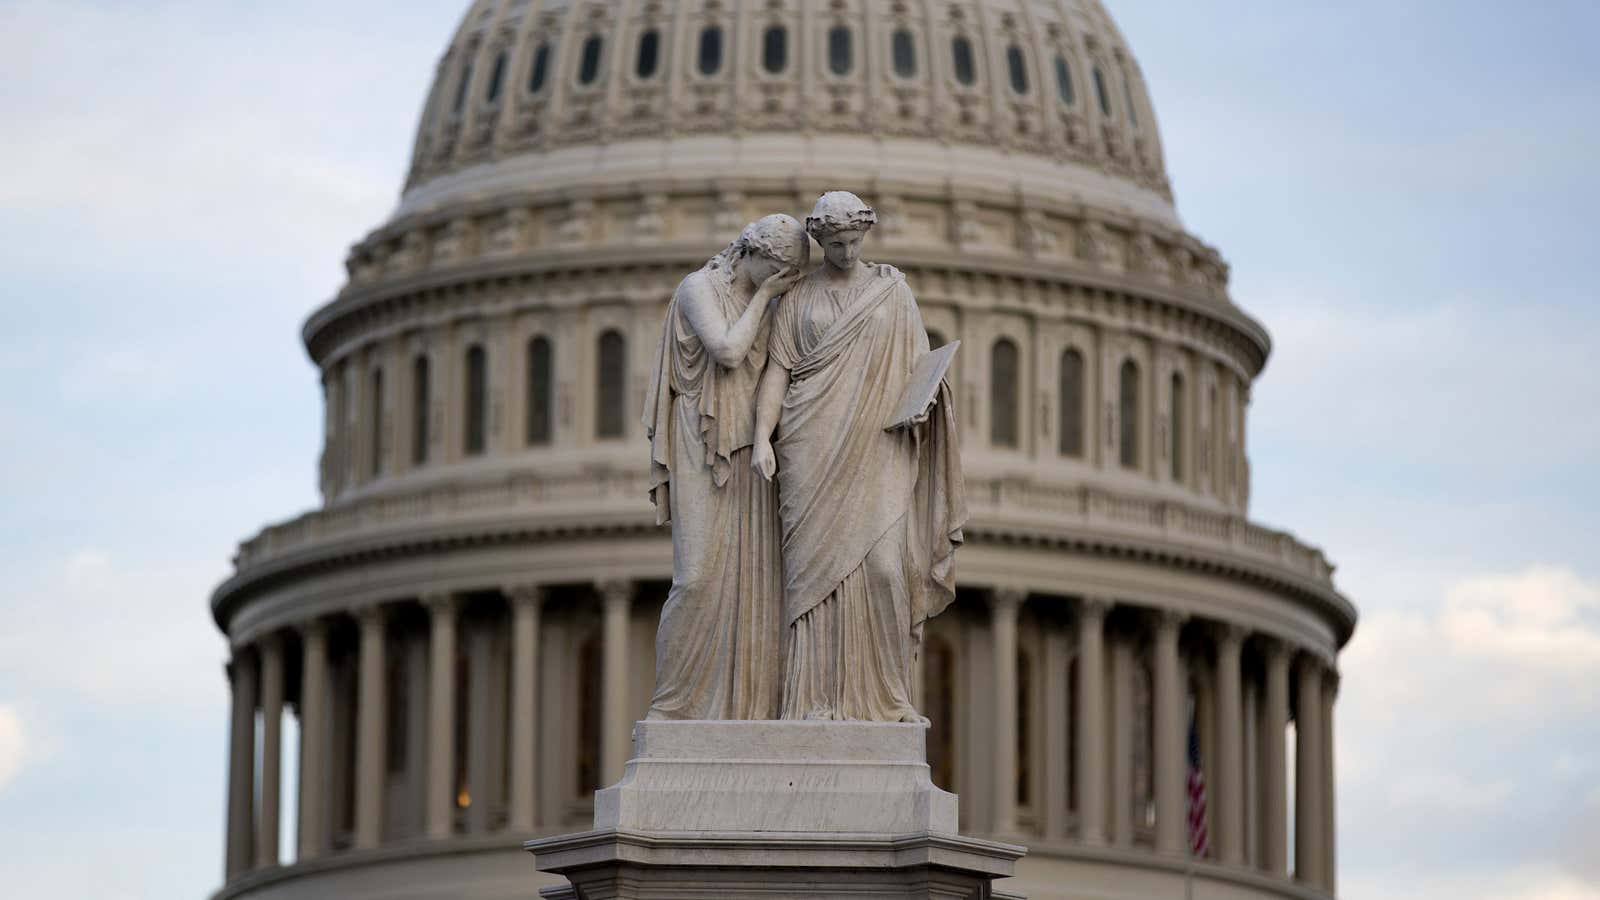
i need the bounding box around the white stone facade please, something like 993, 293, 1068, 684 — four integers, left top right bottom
211, 2, 1354, 899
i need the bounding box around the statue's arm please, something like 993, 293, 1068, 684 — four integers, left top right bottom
751, 360, 791, 481
681, 270, 796, 368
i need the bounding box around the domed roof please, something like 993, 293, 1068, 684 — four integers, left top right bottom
398, 0, 1176, 227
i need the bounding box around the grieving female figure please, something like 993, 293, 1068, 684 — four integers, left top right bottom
643, 214, 808, 720
752, 192, 967, 722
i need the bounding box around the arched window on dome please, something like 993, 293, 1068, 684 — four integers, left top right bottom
951, 35, 977, 87
370, 367, 385, 477
1054, 54, 1076, 106
1119, 359, 1141, 470
1016, 645, 1033, 807
926, 329, 946, 350
891, 28, 917, 78
1170, 371, 1186, 483
412, 355, 431, 466
577, 35, 604, 86
697, 25, 724, 76
464, 344, 488, 456
1093, 65, 1113, 118
990, 338, 1020, 449
1122, 65, 1141, 127
485, 51, 507, 104
1208, 382, 1221, 489
922, 634, 956, 791
452, 59, 475, 115
526, 336, 553, 446
1059, 348, 1085, 458
528, 43, 551, 94
635, 29, 661, 80
1006, 44, 1029, 95
596, 329, 627, 439
761, 25, 788, 74
576, 634, 602, 793
827, 25, 854, 76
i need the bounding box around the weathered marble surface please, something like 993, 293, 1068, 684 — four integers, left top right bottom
529, 720, 1024, 900
642, 215, 808, 721
752, 191, 967, 723
594, 720, 957, 835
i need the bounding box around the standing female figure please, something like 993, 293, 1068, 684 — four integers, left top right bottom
642, 214, 808, 720
752, 192, 967, 722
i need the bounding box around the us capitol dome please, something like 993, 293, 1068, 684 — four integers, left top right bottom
210, 1, 1356, 898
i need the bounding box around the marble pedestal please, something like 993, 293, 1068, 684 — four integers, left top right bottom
528, 720, 1025, 899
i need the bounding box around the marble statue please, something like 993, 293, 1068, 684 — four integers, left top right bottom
642, 214, 809, 720
753, 191, 968, 723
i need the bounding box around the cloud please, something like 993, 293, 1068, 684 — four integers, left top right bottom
1338, 564, 1600, 890
1250, 295, 1600, 475
0, 549, 227, 714
0, 706, 25, 792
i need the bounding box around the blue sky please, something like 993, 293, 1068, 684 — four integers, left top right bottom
1, 1, 1597, 898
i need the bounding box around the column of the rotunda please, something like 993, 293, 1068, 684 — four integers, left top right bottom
599, 580, 634, 785
1214, 625, 1246, 865
224, 650, 257, 880
987, 588, 1024, 837
297, 619, 330, 859
256, 634, 284, 869
508, 585, 544, 832
356, 605, 388, 849
1042, 626, 1070, 841
425, 593, 459, 839
1110, 630, 1135, 847
1076, 598, 1110, 845
1295, 655, 1326, 887
1323, 671, 1339, 894
1259, 639, 1290, 876
1152, 611, 1186, 855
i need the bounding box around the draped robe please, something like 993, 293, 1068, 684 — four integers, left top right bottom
768, 266, 966, 721
641, 258, 782, 720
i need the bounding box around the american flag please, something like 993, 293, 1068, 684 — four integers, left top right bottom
1187, 714, 1210, 858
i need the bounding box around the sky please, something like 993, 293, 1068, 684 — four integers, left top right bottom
1, 1, 1597, 898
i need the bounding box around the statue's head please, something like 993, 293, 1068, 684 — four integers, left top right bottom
806, 191, 877, 272
735, 213, 810, 286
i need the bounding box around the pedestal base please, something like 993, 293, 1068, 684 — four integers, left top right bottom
528, 721, 1025, 900
530, 829, 1025, 900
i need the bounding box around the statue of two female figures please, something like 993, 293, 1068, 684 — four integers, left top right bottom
642, 191, 967, 725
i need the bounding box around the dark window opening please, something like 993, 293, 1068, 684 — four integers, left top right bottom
1006, 45, 1029, 94
952, 36, 976, 86
697, 26, 723, 76
485, 52, 506, 103
828, 26, 853, 76
464, 345, 488, 456
1054, 55, 1076, 105
892, 29, 917, 78
1094, 66, 1112, 117
597, 330, 626, 439
526, 337, 553, 445
528, 44, 550, 94
762, 25, 788, 74
635, 29, 660, 79
577, 35, 603, 86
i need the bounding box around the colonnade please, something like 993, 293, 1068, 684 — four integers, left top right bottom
979, 591, 1339, 892
222, 583, 1339, 895
221, 581, 637, 881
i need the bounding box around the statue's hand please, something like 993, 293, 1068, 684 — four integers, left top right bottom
888, 397, 936, 432
759, 265, 803, 300
752, 439, 777, 481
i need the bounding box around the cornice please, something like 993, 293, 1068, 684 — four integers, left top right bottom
210, 481, 1353, 647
